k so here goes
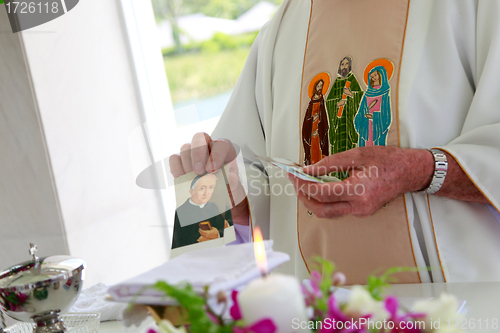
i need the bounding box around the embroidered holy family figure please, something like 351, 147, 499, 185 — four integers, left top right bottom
302, 57, 394, 168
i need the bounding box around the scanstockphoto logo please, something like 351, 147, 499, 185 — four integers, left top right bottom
2, 0, 79, 32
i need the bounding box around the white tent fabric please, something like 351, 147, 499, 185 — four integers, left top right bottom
0, 0, 171, 287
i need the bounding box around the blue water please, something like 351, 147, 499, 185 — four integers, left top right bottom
173, 90, 233, 127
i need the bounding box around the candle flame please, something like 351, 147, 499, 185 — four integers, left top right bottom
253, 227, 268, 275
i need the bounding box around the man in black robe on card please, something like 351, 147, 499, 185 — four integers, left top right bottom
171, 173, 232, 249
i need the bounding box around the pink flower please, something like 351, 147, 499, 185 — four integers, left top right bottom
301, 284, 316, 307
301, 271, 323, 308
230, 290, 242, 320
383, 295, 425, 333
310, 271, 323, 296
17, 293, 29, 303
318, 294, 370, 333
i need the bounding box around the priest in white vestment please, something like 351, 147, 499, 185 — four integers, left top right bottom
169, 0, 500, 284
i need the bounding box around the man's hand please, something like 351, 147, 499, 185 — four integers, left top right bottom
169, 132, 237, 177
198, 227, 220, 242
287, 146, 434, 219
169, 133, 250, 226
337, 99, 346, 108
344, 87, 353, 97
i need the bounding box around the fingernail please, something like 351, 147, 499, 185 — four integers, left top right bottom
195, 162, 204, 174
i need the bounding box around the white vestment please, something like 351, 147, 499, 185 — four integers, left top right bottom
212, 0, 500, 283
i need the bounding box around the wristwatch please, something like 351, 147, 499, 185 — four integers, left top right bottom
417, 149, 448, 194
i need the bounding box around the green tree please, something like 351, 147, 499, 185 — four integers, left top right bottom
197, 0, 237, 19
151, 0, 283, 54
151, 0, 184, 54
184, 0, 282, 20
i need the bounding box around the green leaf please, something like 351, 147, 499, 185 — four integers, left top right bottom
311, 256, 336, 295
365, 266, 419, 301
153, 281, 236, 333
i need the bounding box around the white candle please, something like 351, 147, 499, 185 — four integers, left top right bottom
238, 273, 310, 333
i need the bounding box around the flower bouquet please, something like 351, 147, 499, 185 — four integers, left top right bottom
140, 259, 464, 333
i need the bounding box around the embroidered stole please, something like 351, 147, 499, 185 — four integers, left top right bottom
298, 0, 421, 284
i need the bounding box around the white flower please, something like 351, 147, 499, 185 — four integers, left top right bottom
413, 293, 463, 333
332, 272, 346, 286
344, 286, 390, 321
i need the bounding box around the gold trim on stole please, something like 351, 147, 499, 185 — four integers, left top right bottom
426, 195, 447, 282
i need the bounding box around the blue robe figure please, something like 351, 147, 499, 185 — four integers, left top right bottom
354, 65, 392, 147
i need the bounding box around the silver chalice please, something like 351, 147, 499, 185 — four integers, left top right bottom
0, 244, 85, 333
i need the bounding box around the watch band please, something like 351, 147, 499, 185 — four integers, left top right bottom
418, 149, 448, 194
